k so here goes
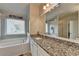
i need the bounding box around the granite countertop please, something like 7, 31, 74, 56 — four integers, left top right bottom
31, 34, 79, 56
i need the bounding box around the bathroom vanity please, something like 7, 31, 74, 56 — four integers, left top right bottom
30, 34, 79, 56
30, 35, 50, 56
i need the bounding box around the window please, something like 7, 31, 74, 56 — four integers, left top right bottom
6, 18, 25, 35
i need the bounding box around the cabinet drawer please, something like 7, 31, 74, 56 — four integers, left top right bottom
30, 38, 37, 45
38, 45, 50, 56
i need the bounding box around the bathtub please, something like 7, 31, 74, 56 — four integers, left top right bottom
0, 38, 29, 56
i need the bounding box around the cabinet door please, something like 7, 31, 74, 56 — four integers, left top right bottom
30, 38, 33, 52
38, 45, 49, 56
30, 39, 38, 56
31, 44, 38, 56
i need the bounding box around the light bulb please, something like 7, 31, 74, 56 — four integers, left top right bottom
43, 6, 46, 10
46, 3, 49, 7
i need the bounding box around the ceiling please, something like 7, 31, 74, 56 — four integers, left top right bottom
1, 3, 79, 20
46, 3, 79, 21
0, 3, 29, 19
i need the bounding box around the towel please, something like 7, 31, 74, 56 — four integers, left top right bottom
26, 32, 30, 43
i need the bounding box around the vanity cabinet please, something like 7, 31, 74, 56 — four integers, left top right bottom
30, 37, 50, 56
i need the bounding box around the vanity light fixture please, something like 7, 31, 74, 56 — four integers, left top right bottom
43, 3, 59, 10
41, 3, 59, 16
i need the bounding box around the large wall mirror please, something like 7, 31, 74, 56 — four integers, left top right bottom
45, 11, 79, 40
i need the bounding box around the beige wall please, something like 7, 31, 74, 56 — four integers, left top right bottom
29, 4, 45, 34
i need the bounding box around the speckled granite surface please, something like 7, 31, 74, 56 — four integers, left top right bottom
31, 35, 79, 56
19, 52, 32, 56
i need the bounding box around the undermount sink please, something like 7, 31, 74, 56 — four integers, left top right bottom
47, 46, 51, 49
35, 37, 42, 40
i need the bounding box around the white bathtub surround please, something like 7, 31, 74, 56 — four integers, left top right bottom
0, 38, 30, 56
